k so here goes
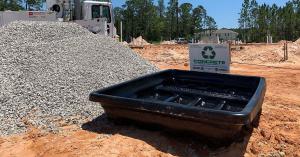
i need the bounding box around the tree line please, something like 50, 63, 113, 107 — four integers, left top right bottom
1, 0, 217, 42
238, 0, 300, 43
114, 0, 217, 42
0, 0, 43, 11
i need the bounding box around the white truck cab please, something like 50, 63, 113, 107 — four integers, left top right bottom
0, 0, 116, 37
78, 1, 115, 36
47, 0, 116, 37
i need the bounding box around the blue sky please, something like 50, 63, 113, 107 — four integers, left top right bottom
111, 0, 289, 28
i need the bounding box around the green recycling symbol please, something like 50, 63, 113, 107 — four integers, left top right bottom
202, 46, 216, 59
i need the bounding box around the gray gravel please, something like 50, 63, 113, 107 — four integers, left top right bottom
0, 21, 158, 135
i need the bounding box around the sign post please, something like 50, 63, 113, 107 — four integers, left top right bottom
189, 43, 230, 73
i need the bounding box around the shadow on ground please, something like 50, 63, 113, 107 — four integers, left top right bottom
82, 114, 257, 157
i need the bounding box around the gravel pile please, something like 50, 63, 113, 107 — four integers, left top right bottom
0, 21, 158, 135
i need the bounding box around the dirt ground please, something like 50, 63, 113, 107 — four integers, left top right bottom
134, 43, 300, 68
1, 44, 300, 157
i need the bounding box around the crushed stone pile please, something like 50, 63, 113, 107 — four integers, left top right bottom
129, 36, 150, 46
0, 21, 158, 135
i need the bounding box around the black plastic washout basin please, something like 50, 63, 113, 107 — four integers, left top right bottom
89, 69, 266, 139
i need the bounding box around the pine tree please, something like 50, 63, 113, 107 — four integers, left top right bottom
118, 0, 216, 42
25, 0, 43, 10
239, 0, 250, 42
192, 5, 206, 33
0, 0, 23, 11
166, 0, 178, 39
249, 0, 258, 42
205, 16, 217, 32
158, 0, 165, 18
179, 3, 193, 38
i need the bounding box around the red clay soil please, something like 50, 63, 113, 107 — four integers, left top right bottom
1, 44, 300, 157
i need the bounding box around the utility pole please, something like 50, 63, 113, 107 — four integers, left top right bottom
120, 21, 123, 42
284, 41, 288, 61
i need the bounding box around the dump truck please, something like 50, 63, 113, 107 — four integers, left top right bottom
0, 0, 116, 37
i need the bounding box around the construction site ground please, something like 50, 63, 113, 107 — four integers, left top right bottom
1, 44, 300, 157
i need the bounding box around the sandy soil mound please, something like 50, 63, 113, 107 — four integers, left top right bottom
277, 40, 290, 44
232, 45, 284, 64
294, 38, 300, 44
129, 36, 150, 46
135, 44, 300, 68
160, 40, 176, 45
231, 44, 300, 64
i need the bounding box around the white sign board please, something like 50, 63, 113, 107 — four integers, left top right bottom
189, 43, 230, 73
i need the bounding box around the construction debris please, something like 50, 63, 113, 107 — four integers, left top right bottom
0, 21, 158, 135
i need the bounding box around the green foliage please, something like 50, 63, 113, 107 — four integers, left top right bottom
239, 0, 300, 42
191, 5, 208, 35
205, 16, 217, 30
0, 0, 23, 11
114, 0, 216, 42
0, 1, 4, 11
113, 7, 123, 36
179, 3, 193, 38
166, 0, 179, 39
158, 0, 165, 17
0, 0, 3, 11
0, 0, 43, 11
25, 0, 43, 10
